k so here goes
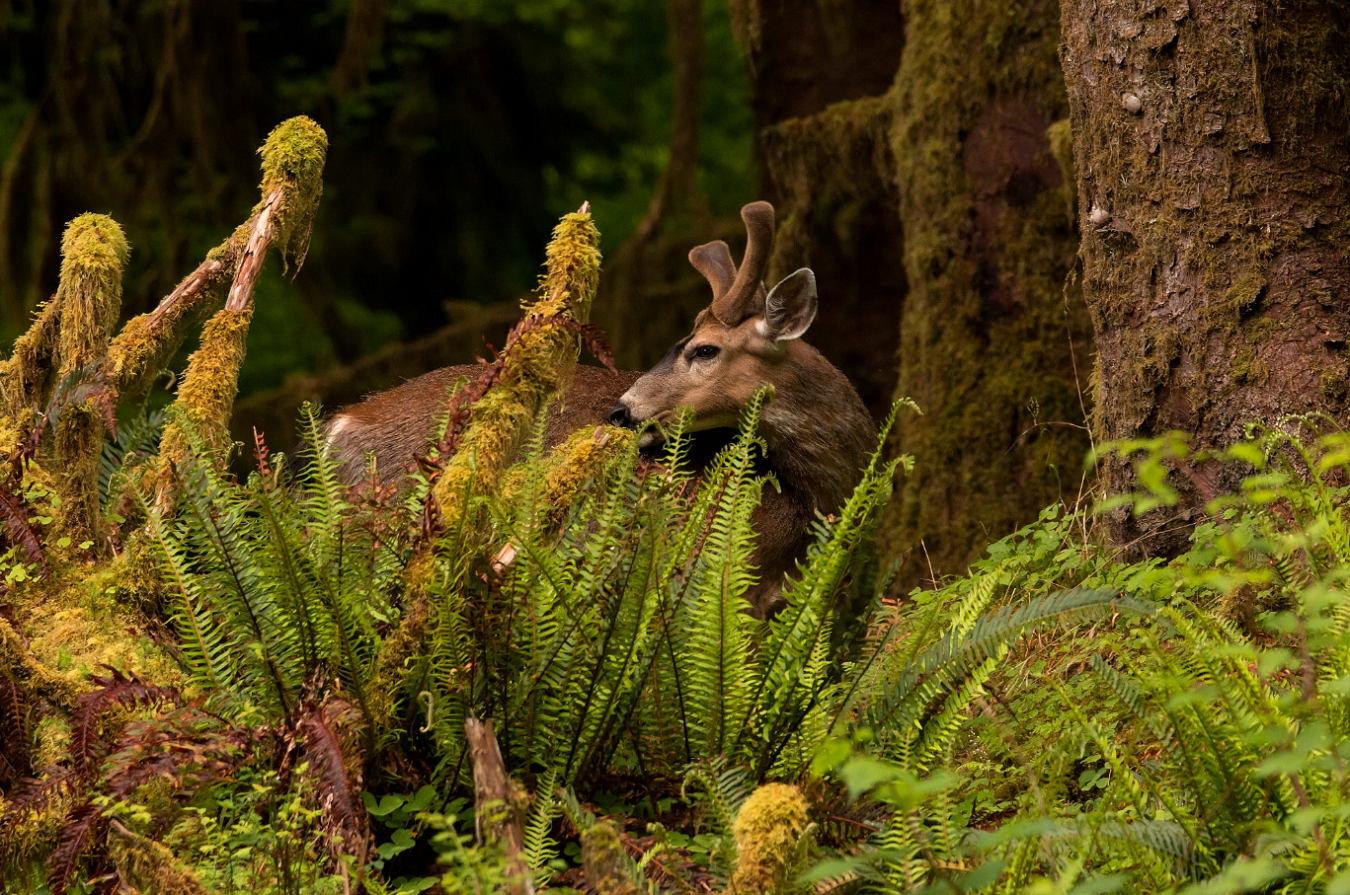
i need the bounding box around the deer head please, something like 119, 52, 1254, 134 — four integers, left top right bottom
609, 201, 822, 448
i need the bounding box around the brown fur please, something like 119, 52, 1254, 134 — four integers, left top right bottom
323, 364, 642, 483
616, 311, 875, 616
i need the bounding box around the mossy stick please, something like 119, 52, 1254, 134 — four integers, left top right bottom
0, 300, 61, 421
47, 215, 129, 548
431, 204, 602, 530
106, 116, 328, 397
465, 717, 533, 895
151, 119, 327, 510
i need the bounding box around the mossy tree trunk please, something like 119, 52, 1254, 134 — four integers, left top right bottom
1060, 0, 1350, 554
736, 0, 907, 419
743, 0, 1093, 583
884, 0, 1092, 583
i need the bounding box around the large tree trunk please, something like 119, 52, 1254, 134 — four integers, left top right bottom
735, 0, 907, 419
885, 0, 1092, 583
744, 0, 1092, 583
1060, 0, 1350, 554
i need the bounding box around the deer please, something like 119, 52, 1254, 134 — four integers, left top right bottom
322, 201, 877, 617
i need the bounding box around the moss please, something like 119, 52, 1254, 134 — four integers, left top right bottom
431, 209, 602, 529
0, 300, 61, 419
501, 425, 635, 530
368, 589, 431, 724
107, 117, 327, 399
1231, 345, 1269, 386
257, 116, 328, 271
730, 783, 811, 895
107, 822, 211, 895
54, 214, 127, 376
760, 95, 894, 280
37, 214, 129, 547
880, 0, 1091, 581
0, 614, 81, 711
1047, 118, 1075, 220
1319, 364, 1347, 400
157, 308, 254, 475
581, 820, 639, 895
1224, 272, 1266, 318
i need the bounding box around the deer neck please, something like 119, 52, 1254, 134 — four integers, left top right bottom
758, 343, 876, 516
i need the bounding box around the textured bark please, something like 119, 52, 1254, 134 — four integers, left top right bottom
881, 0, 1092, 583
1060, 0, 1350, 554
465, 718, 532, 895
736, 0, 906, 419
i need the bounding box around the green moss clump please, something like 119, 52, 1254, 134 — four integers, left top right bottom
108, 822, 211, 895
730, 783, 811, 895
581, 820, 639, 895
1224, 272, 1266, 318
54, 214, 128, 375
257, 115, 329, 270
501, 425, 635, 529
47, 214, 129, 547
156, 308, 254, 488
0, 300, 61, 419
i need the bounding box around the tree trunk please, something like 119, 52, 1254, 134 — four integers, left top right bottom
743, 0, 1092, 583
883, 0, 1092, 584
1060, 0, 1350, 554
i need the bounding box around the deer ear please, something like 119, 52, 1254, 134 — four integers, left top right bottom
762, 268, 817, 342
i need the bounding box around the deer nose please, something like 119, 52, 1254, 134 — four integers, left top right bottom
609, 402, 634, 428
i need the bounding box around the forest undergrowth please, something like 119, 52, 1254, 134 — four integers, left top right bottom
2, 118, 1350, 895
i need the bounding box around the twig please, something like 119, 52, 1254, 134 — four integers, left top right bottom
465, 717, 534, 895
226, 186, 284, 312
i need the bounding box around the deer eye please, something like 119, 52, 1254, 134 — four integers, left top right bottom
691, 344, 720, 361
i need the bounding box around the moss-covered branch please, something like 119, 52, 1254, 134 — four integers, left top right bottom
48, 215, 130, 547
149, 118, 327, 508
106, 116, 328, 398
431, 205, 602, 530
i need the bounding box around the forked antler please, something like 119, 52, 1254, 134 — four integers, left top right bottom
707, 201, 775, 324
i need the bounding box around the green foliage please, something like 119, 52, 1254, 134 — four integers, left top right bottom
794, 417, 1350, 894
407, 391, 916, 786
147, 405, 412, 725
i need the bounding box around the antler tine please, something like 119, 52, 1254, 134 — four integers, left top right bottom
711, 201, 775, 324
688, 240, 737, 300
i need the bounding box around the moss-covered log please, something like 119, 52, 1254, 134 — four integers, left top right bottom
1060, 0, 1350, 554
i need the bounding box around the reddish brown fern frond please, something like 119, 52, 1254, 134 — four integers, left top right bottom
72, 669, 185, 781
295, 699, 369, 862
0, 670, 31, 788
46, 800, 110, 895
104, 711, 254, 800
0, 489, 48, 578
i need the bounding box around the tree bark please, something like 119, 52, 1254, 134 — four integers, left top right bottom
1060, 0, 1350, 554
882, 0, 1092, 584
